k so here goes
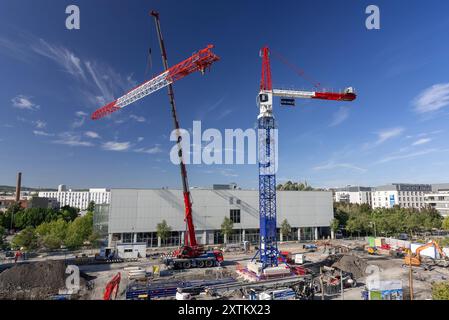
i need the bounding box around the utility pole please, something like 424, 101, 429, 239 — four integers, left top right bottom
340, 269, 345, 300
409, 259, 414, 300
320, 267, 325, 300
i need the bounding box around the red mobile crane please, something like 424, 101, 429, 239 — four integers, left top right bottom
91, 11, 222, 269
103, 272, 121, 300
149, 11, 223, 269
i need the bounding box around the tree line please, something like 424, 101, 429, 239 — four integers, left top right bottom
332, 202, 447, 237
276, 181, 320, 191
1, 201, 99, 251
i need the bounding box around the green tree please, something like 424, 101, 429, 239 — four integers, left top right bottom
64, 213, 93, 249
330, 218, 340, 233
87, 201, 96, 213
432, 282, 449, 300
0, 226, 6, 249
442, 216, 449, 231
36, 219, 68, 250
60, 206, 79, 222
2, 202, 22, 229
156, 220, 172, 246
220, 217, 234, 243
11, 226, 38, 250
280, 219, 292, 240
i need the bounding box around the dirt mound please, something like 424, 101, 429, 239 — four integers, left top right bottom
332, 254, 368, 280
0, 260, 67, 300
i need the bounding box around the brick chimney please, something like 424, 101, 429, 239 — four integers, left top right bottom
15, 172, 22, 202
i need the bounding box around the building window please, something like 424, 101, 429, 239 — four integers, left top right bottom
230, 209, 241, 223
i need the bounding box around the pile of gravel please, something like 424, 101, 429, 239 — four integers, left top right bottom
332, 254, 368, 280
0, 260, 67, 300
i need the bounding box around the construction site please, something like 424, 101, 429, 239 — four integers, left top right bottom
2, 4, 449, 303
1, 237, 449, 300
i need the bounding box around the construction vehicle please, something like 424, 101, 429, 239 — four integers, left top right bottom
366, 247, 377, 255
404, 240, 449, 268
91, 11, 222, 270
103, 272, 121, 300
252, 46, 356, 270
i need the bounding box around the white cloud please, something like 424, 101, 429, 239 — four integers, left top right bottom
52, 132, 94, 147
134, 145, 162, 154
412, 138, 431, 146
102, 141, 131, 151
11, 95, 40, 111
376, 127, 404, 144
85, 131, 100, 139
137, 137, 144, 142
413, 83, 449, 113
33, 130, 53, 137
313, 161, 366, 173
34, 120, 46, 129
329, 107, 349, 127
130, 114, 146, 123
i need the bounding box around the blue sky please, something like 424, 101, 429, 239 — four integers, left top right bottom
1, 0, 449, 189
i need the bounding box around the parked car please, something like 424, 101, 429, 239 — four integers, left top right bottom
398, 233, 408, 241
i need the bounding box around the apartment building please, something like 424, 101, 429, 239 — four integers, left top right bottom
372, 183, 431, 209
424, 183, 449, 217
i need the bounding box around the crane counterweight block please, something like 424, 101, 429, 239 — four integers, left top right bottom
91, 45, 220, 120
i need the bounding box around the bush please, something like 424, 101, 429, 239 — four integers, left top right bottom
432, 282, 449, 300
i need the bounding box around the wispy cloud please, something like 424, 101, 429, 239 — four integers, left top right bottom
129, 114, 146, 123
31, 39, 86, 81
377, 148, 439, 164
412, 138, 431, 146
52, 132, 94, 147
11, 95, 40, 111
329, 107, 349, 127
134, 145, 162, 154
102, 141, 131, 151
85, 131, 101, 139
137, 137, 144, 142
33, 130, 53, 137
313, 161, 366, 173
413, 83, 449, 113
376, 127, 404, 144
3, 34, 136, 111
72, 111, 88, 128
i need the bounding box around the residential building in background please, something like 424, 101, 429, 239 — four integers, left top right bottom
38, 187, 110, 210
424, 183, 449, 217
334, 186, 373, 205
372, 183, 431, 209
96, 187, 334, 248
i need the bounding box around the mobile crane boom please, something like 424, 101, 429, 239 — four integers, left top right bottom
150, 10, 197, 247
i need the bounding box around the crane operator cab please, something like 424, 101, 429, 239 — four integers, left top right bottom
257, 91, 273, 118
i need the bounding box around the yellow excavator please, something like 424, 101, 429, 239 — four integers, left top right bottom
404, 240, 449, 268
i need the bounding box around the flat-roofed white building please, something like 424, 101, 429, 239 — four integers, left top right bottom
97, 186, 334, 247
38, 187, 110, 210
335, 186, 373, 205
